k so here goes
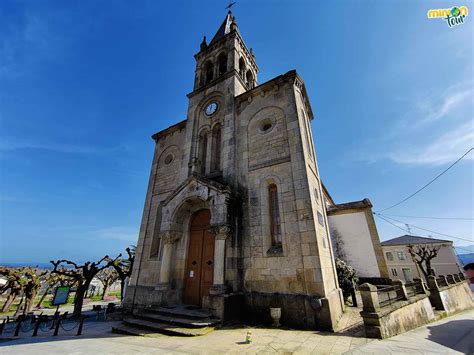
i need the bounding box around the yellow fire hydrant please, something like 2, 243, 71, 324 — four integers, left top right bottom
245, 330, 252, 344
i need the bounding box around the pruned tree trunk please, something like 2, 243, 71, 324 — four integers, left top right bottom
14, 296, 24, 316
1, 293, 17, 313
25, 289, 38, 313
120, 279, 125, 301
36, 286, 51, 308
101, 284, 109, 300
73, 285, 87, 317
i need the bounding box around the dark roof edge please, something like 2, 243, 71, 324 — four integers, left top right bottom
152, 119, 187, 141
381, 235, 453, 246
327, 198, 373, 214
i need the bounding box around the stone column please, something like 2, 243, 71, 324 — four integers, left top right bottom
156, 231, 179, 291
209, 224, 231, 295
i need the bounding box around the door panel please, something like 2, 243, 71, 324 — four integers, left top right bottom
183, 210, 214, 306
183, 230, 203, 305
200, 229, 215, 299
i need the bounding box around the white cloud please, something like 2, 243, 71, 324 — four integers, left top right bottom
94, 226, 138, 242
388, 122, 474, 165
417, 86, 472, 125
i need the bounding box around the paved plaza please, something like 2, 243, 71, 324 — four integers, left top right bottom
0, 309, 472, 354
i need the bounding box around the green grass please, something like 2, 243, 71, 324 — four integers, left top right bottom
1, 290, 122, 315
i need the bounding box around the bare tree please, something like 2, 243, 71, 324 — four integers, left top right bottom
408, 244, 441, 280
50, 255, 118, 317
35, 269, 77, 308
107, 246, 135, 301
0, 267, 25, 313
96, 267, 119, 300
22, 268, 48, 314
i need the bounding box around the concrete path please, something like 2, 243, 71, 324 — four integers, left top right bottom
0, 309, 472, 354
348, 309, 474, 355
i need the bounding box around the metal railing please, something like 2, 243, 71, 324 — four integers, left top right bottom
405, 281, 425, 298
377, 285, 404, 307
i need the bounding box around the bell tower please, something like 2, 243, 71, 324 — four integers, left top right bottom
192, 11, 258, 93
185, 10, 258, 183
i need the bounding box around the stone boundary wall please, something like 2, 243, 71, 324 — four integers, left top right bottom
359, 274, 474, 339
427, 275, 474, 315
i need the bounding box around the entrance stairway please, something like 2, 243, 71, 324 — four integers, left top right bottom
112, 305, 221, 337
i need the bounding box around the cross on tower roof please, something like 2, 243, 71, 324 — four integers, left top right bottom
225, 1, 236, 11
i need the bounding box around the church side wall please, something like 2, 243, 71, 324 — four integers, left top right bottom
125, 126, 187, 307
234, 77, 343, 329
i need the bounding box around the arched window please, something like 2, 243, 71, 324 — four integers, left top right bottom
239, 58, 246, 77
218, 53, 227, 76
211, 125, 221, 173
268, 184, 282, 246
246, 70, 254, 88
204, 61, 214, 84
199, 132, 208, 174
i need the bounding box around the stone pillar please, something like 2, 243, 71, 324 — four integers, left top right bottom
156, 231, 179, 291
427, 275, 439, 291
392, 279, 408, 300
209, 224, 231, 295
359, 283, 380, 312
413, 278, 428, 294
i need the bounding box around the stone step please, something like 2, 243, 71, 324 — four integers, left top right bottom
112, 324, 162, 337
148, 306, 214, 320
134, 311, 221, 328
123, 317, 215, 337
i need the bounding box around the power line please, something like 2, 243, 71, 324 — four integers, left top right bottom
377, 147, 473, 212
377, 213, 473, 243
383, 214, 474, 221
374, 214, 473, 254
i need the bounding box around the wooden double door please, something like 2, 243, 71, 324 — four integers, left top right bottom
183, 209, 214, 306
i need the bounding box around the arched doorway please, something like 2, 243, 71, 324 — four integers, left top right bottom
183, 209, 214, 306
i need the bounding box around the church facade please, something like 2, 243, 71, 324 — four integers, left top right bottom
125, 12, 346, 330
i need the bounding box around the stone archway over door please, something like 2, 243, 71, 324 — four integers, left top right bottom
183, 209, 214, 306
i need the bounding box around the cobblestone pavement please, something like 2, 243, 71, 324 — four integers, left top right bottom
0, 309, 472, 354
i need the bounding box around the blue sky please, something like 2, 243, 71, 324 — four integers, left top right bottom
0, 0, 472, 264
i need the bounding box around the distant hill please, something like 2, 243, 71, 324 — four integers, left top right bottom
0, 262, 53, 269
458, 253, 474, 266
455, 245, 474, 255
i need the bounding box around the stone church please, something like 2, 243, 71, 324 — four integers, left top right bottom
125, 11, 387, 330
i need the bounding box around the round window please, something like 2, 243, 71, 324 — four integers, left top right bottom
259, 118, 275, 134
164, 154, 174, 165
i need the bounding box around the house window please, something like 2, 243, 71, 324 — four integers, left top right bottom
268, 184, 282, 246
391, 268, 398, 277
386, 252, 394, 261
397, 251, 406, 260
317, 211, 325, 226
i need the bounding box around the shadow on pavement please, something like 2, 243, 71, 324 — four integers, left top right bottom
427, 319, 474, 354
